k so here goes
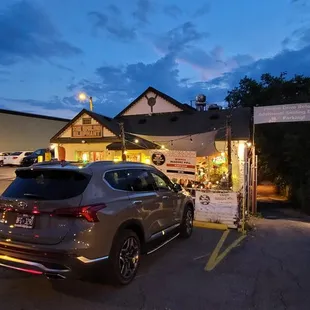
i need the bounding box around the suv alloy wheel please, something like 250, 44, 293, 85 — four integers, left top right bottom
179, 205, 194, 238
108, 229, 141, 285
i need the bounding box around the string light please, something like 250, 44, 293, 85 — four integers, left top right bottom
134, 139, 139, 143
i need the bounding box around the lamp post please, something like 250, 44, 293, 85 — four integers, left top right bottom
78, 92, 93, 111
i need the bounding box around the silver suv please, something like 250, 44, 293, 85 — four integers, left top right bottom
0, 161, 194, 285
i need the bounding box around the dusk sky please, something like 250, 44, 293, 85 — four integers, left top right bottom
0, 0, 309, 118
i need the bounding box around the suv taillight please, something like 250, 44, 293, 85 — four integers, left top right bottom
53, 204, 106, 222
12, 157, 18, 159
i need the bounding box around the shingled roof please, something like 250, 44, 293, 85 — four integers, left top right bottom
117, 108, 251, 141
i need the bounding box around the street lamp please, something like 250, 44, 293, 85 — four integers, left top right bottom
78, 92, 93, 111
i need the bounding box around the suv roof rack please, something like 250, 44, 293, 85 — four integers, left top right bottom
32, 160, 72, 167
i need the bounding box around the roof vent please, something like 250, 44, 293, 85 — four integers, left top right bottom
208, 104, 221, 110
170, 116, 179, 122
209, 113, 220, 120
138, 118, 147, 124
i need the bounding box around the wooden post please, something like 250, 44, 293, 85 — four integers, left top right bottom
226, 114, 232, 189
119, 122, 126, 161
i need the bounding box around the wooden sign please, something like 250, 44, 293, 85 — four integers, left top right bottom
72, 125, 102, 138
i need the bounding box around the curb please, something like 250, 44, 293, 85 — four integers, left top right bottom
193, 220, 228, 231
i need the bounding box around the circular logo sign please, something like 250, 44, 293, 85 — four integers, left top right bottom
199, 194, 210, 205
151, 152, 166, 166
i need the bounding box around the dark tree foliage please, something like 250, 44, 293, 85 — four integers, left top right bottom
225, 73, 310, 212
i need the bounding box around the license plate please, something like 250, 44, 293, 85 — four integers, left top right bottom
15, 214, 35, 229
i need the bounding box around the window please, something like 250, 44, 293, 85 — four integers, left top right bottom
82, 118, 92, 125
104, 169, 155, 192
11, 152, 22, 156
25, 152, 33, 156
151, 172, 173, 191
2, 169, 91, 200
34, 149, 45, 156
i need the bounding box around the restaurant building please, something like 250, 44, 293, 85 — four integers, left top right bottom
50, 87, 251, 191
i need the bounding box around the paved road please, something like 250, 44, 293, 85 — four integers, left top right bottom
0, 167, 15, 193
0, 174, 309, 309
0, 205, 309, 309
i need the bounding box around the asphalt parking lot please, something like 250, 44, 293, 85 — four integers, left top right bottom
2, 167, 310, 309
0, 167, 248, 309
0, 227, 244, 310
0, 166, 15, 193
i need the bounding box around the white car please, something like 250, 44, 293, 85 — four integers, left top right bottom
3, 151, 33, 166
0, 152, 11, 167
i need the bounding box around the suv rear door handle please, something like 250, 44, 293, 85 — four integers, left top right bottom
132, 200, 142, 205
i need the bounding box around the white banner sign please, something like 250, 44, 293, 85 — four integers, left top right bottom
195, 191, 239, 228
149, 150, 196, 181
254, 103, 310, 124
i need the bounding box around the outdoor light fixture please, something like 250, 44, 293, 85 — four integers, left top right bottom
134, 139, 139, 143
161, 145, 165, 149
78, 92, 93, 111
246, 141, 252, 147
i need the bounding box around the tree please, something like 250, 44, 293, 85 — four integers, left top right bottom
225, 73, 310, 212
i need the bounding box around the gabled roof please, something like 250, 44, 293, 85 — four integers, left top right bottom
50, 109, 121, 142
115, 86, 196, 117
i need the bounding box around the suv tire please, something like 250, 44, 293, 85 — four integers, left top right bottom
108, 229, 141, 285
179, 205, 194, 238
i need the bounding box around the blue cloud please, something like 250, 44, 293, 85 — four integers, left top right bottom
154, 22, 209, 53
88, 10, 137, 41
67, 23, 310, 116
0, 0, 82, 65
163, 5, 183, 19
192, 3, 211, 18
132, 0, 153, 24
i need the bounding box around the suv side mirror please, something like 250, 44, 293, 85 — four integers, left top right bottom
173, 183, 182, 192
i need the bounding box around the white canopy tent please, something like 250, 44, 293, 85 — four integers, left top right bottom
134, 130, 220, 157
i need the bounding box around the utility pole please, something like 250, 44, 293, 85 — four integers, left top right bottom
89, 97, 93, 111
226, 113, 232, 189
119, 122, 126, 161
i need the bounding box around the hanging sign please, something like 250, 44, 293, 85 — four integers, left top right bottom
254, 103, 310, 124
195, 191, 239, 228
149, 150, 196, 180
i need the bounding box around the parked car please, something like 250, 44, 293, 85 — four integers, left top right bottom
3, 151, 33, 166
0, 152, 11, 167
0, 161, 194, 285
20, 148, 55, 167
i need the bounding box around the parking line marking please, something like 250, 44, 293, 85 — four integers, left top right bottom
194, 220, 228, 230
205, 230, 246, 271
193, 253, 210, 261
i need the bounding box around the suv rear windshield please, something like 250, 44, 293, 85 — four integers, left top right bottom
2, 169, 91, 200
11, 152, 22, 156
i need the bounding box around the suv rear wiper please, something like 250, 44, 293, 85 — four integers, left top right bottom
23, 193, 47, 200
